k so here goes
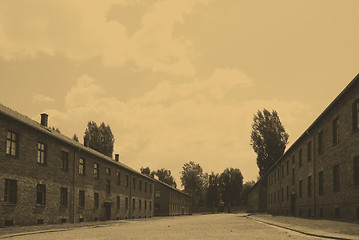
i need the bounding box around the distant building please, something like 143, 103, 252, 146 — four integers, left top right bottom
154, 180, 191, 216
0, 105, 155, 226
246, 180, 266, 213
248, 73, 359, 221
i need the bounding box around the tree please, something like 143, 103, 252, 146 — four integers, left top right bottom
73, 133, 79, 142
206, 172, 221, 211
219, 168, 243, 207
84, 121, 115, 157
250, 109, 289, 177
153, 168, 177, 188
140, 167, 155, 178
180, 161, 206, 211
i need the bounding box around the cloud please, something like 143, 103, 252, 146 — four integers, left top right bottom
42, 70, 311, 184
33, 94, 54, 103
0, 0, 208, 75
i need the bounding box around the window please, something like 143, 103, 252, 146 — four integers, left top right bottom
117, 196, 120, 210
61, 151, 68, 170
292, 168, 295, 185
94, 163, 99, 179
354, 156, 359, 186
36, 184, 46, 205
299, 149, 302, 167
125, 197, 128, 209
106, 180, 111, 195
4, 179, 17, 204
281, 188, 284, 202
274, 192, 276, 203
307, 176, 312, 198
125, 175, 129, 188
299, 180, 302, 198
307, 141, 312, 162
277, 190, 280, 203
94, 193, 99, 209
335, 208, 340, 218
292, 155, 295, 164
318, 131, 323, 155
6, 131, 17, 156
277, 168, 280, 181
286, 160, 289, 175
155, 190, 160, 198
318, 171, 324, 195
333, 164, 340, 192
79, 158, 85, 175
117, 172, 121, 185
286, 186, 289, 201
145, 182, 148, 192
133, 177, 136, 190
333, 117, 339, 144
139, 199, 142, 210
145, 200, 147, 210
106, 168, 111, 175
79, 190, 85, 208
60, 187, 67, 207
352, 99, 359, 131
133, 198, 136, 210
150, 200, 152, 210
37, 142, 46, 164
139, 180, 142, 191
150, 184, 152, 194
281, 165, 284, 178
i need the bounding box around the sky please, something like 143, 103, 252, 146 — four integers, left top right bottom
1, 0, 359, 187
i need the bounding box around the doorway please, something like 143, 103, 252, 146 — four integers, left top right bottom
290, 194, 296, 216
104, 202, 111, 220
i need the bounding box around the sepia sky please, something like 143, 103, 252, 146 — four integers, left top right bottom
1, 0, 359, 186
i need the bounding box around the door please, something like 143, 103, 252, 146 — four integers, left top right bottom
104, 202, 111, 220
290, 194, 296, 216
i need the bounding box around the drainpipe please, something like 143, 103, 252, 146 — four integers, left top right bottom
71, 148, 79, 223
129, 173, 132, 219
313, 132, 316, 217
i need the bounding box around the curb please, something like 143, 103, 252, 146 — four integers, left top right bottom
246, 216, 357, 240
0, 221, 126, 239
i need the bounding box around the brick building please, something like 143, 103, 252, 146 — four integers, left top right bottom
0, 104, 155, 226
265, 74, 359, 220
154, 180, 191, 216
246, 180, 266, 213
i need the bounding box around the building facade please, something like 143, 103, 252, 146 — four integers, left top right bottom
154, 180, 191, 216
0, 105, 155, 226
246, 180, 267, 213
266, 74, 359, 220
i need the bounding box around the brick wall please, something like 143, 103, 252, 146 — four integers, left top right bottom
0, 113, 155, 226
266, 76, 359, 221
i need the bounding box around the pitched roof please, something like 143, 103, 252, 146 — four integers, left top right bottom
265, 73, 359, 175
155, 179, 190, 196
0, 103, 155, 182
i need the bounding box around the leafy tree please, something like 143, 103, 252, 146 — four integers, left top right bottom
180, 161, 206, 211
250, 109, 289, 176
140, 167, 155, 178
84, 121, 115, 157
154, 168, 177, 188
219, 168, 243, 207
73, 133, 79, 142
206, 172, 220, 211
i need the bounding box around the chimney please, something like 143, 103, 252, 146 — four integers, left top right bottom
84, 136, 89, 147
115, 154, 119, 162
40, 113, 48, 127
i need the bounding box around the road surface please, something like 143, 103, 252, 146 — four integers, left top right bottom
1, 214, 326, 240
